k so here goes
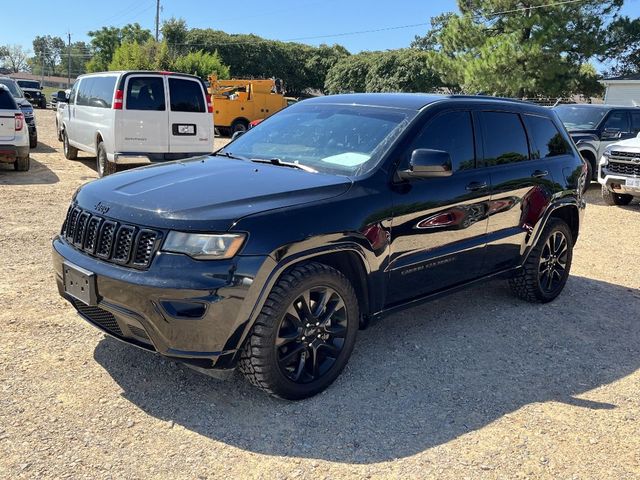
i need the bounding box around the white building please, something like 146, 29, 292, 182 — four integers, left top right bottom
602, 74, 640, 106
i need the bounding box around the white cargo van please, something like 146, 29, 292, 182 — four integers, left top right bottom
59, 71, 214, 176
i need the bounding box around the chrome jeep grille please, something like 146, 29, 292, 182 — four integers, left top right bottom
61, 206, 162, 269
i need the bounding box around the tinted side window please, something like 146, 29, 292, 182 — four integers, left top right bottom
76, 78, 94, 107
603, 111, 630, 132
0, 89, 17, 109
126, 77, 165, 111
409, 111, 475, 171
631, 112, 640, 135
480, 111, 529, 166
524, 115, 570, 158
169, 78, 205, 113
88, 76, 117, 108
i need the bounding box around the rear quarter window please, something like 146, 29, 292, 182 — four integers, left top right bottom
524, 115, 571, 158
0, 89, 17, 109
168, 78, 205, 113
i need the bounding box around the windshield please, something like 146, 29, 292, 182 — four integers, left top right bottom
0, 78, 23, 99
554, 106, 607, 130
17, 80, 40, 90
222, 103, 414, 176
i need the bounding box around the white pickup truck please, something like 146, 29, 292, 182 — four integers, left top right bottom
599, 133, 640, 206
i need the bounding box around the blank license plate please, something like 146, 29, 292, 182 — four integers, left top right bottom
63, 262, 97, 306
626, 177, 640, 189
173, 124, 196, 135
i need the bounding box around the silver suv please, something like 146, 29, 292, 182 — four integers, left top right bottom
599, 134, 640, 206
553, 104, 640, 190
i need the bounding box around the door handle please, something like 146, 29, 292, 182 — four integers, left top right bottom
465, 181, 488, 192
531, 169, 549, 178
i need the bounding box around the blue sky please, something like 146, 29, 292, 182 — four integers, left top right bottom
1, 0, 639, 63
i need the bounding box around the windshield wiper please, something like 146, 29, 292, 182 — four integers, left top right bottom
250, 157, 318, 173
215, 151, 249, 161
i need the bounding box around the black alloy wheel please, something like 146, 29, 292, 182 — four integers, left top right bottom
538, 230, 569, 295
239, 262, 358, 400
276, 286, 348, 384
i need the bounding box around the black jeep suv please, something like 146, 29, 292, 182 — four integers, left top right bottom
52, 94, 586, 399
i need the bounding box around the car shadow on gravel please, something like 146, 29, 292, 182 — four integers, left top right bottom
32, 141, 58, 154
93, 275, 640, 464
0, 157, 59, 184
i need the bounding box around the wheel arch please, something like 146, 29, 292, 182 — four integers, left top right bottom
222, 245, 375, 367
577, 147, 597, 179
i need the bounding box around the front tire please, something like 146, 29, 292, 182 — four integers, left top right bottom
231, 119, 248, 135
239, 262, 359, 400
509, 218, 573, 303
601, 185, 633, 206
63, 131, 78, 160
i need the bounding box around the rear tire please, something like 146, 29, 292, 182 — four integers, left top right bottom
509, 218, 573, 303
96, 142, 117, 177
29, 134, 37, 149
14, 156, 30, 171
601, 185, 633, 206
56, 121, 63, 142
239, 262, 359, 400
231, 119, 248, 135
63, 131, 78, 160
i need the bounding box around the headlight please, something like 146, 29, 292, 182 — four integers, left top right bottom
162, 232, 246, 260
601, 149, 612, 166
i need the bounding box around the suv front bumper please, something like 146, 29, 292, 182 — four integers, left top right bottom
52, 236, 272, 371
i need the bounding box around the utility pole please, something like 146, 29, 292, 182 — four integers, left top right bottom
67, 32, 71, 88
155, 0, 161, 42
40, 54, 45, 87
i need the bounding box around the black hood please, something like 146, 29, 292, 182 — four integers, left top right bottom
74, 156, 352, 231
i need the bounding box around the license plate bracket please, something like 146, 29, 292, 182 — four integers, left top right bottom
63, 262, 97, 306
172, 123, 196, 136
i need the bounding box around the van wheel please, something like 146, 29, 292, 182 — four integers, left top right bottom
14, 156, 30, 171
601, 185, 633, 206
63, 131, 78, 160
96, 142, 116, 177
231, 119, 248, 135
239, 262, 359, 400
509, 218, 573, 303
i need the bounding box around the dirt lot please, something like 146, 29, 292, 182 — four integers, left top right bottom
1, 109, 639, 479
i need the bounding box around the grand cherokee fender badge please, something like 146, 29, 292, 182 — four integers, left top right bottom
93, 202, 111, 215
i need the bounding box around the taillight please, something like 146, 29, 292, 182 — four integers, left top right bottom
113, 89, 123, 110
15, 113, 24, 131
205, 92, 213, 114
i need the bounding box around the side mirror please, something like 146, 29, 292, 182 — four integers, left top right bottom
601, 128, 622, 140
40, 86, 44, 90
231, 131, 245, 141
24, 92, 32, 100
398, 149, 453, 180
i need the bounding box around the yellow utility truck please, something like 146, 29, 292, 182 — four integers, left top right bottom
208, 75, 288, 136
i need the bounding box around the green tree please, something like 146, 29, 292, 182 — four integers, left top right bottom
87, 24, 153, 72
412, 0, 621, 97
173, 50, 229, 79
31, 36, 66, 76
108, 40, 172, 71
304, 44, 350, 91
161, 17, 188, 57
324, 50, 443, 94
602, 16, 640, 77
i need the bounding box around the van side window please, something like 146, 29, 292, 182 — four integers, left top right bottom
68, 81, 78, 105
126, 77, 165, 111
89, 77, 117, 108
479, 111, 530, 166
408, 111, 475, 171
169, 78, 205, 113
524, 115, 570, 158
76, 78, 94, 107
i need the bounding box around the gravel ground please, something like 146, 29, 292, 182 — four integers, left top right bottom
1, 109, 639, 479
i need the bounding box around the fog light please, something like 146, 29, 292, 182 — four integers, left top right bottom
160, 300, 207, 319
